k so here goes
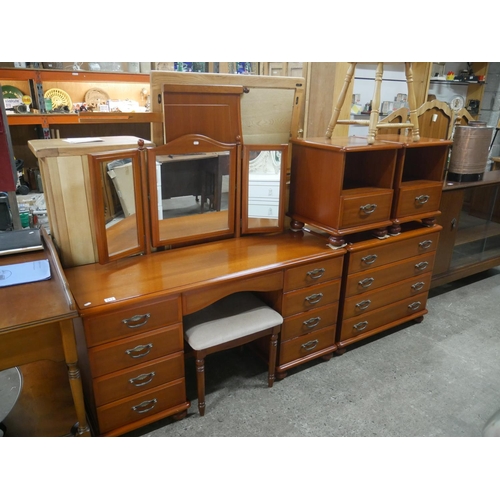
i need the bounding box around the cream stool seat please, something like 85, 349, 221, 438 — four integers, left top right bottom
183, 291, 283, 416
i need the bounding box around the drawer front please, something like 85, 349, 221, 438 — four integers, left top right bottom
284, 257, 343, 292
340, 190, 393, 228
281, 303, 339, 342
248, 202, 279, 218
345, 252, 436, 297
340, 292, 428, 342
93, 352, 185, 407
347, 231, 440, 274
395, 182, 442, 218
282, 279, 341, 317
89, 324, 183, 378
249, 183, 280, 199
279, 326, 335, 366
342, 272, 432, 319
97, 379, 186, 434
84, 295, 181, 347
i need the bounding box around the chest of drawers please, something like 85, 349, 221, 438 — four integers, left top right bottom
77, 294, 190, 436
336, 223, 441, 351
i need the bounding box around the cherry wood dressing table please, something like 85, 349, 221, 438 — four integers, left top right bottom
0, 229, 90, 436
65, 230, 346, 436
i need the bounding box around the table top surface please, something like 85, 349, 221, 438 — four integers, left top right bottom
0, 232, 77, 334
66, 230, 346, 312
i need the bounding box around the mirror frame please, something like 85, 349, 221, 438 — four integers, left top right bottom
241, 144, 288, 234
148, 134, 239, 248
88, 148, 146, 264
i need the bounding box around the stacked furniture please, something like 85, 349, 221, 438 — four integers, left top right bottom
289, 133, 451, 350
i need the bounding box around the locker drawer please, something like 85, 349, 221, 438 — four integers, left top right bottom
342, 272, 432, 319
339, 292, 428, 342
344, 252, 435, 297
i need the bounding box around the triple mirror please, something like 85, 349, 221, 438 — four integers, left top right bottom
88, 137, 288, 263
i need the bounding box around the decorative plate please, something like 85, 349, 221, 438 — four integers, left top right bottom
44, 88, 72, 109
85, 87, 109, 109
450, 95, 465, 112
2, 85, 24, 100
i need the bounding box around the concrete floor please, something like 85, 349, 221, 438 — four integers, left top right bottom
125, 267, 500, 437
1, 268, 499, 438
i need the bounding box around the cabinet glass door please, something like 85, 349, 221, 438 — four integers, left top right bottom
148, 134, 237, 247
242, 144, 287, 234
88, 149, 145, 264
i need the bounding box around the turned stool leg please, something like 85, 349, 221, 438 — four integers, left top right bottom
268, 329, 279, 388
195, 355, 206, 416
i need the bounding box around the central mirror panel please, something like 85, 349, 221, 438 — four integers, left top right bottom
148, 135, 238, 247
88, 148, 145, 264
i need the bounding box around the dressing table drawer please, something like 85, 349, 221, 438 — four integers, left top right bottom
84, 295, 181, 347
281, 303, 339, 342
279, 326, 336, 366
89, 324, 183, 378
96, 378, 187, 434
284, 257, 343, 291
282, 279, 341, 317
93, 352, 185, 407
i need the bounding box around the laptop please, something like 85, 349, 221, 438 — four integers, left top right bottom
0, 228, 43, 256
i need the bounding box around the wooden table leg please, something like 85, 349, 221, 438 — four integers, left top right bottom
60, 319, 91, 437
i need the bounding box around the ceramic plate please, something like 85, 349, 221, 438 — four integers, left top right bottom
2, 85, 24, 100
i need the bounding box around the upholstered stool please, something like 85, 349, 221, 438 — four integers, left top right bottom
183, 292, 283, 416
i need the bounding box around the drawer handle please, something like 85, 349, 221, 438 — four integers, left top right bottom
408, 301, 422, 311
122, 313, 151, 329
419, 240, 433, 249
412, 281, 425, 291
361, 254, 378, 265
129, 371, 156, 387
303, 317, 321, 329
415, 194, 430, 205
305, 293, 323, 305
358, 277, 374, 288
307, 268, 325, 279
415, 261, 429, 271
360, 203, 377, 214
132, 398, 158, 414
301, 339, 319, 351
125, 343, 153, 359
356, 299, 371, 311
353, 321, 368, 331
